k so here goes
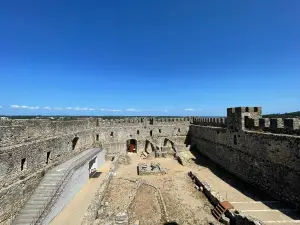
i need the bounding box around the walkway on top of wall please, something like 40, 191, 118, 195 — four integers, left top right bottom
13, 148, 103, 225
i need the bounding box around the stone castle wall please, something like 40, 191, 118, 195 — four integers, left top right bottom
1, 107, 300, 224
95, 118, 190, 156
0, 117, 190, 224
189, 107, 300, 207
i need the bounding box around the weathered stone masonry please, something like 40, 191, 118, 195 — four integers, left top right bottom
189, 107, 300, 207
1, 107, 299, 224
0, 117, 190, 224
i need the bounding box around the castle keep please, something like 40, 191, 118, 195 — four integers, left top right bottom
0, 106, 299, 224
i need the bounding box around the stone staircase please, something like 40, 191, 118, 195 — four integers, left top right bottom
212, 201, 234, 221
13, 148, 102, 225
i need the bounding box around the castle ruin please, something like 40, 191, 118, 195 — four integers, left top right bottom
0, 106, 299, 225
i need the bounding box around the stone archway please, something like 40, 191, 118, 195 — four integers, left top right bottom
145, 140, 155, 154
127, 139, 137, 153
162, 138, 176, 154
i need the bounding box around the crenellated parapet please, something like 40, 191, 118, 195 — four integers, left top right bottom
192, 117, 227, 127
246, 117, 300, 134
96, 117, 192, 126
226, 107, 262, 131
225, 106, 300, 135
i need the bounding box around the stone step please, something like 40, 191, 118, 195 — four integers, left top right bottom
39, 183, 59, 187
19, 207, 41, 215
33, 187, 56, 194
23, 202, 44, 209
40, 180, 60, 185
46, 172, 64, 176
13, 212, 40, 225
31, 192, 54, 197
15, 212, 39, 219
43, 175, 63, 180
27, 196, 51, 203
14, 220, 33, 225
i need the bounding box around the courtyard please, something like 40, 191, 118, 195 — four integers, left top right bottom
94, 153, 221, 225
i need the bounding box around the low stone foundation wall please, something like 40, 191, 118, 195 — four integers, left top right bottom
137, 162, 167, 176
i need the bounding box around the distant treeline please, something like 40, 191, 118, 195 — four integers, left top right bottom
263, 111, 300, 118
0, 115, 188, 120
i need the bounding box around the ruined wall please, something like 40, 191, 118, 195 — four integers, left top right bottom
189, 107, 300, 207
94, 117, 191, 156
0, 117, 191, 224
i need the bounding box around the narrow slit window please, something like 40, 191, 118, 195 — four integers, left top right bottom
234, 135, 237, 145
21, 158, 26, 171
46, 151, 51, 164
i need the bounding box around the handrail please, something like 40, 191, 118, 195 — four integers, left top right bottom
28, 148, 102, 225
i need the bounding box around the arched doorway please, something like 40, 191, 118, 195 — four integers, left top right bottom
163, 138, 176, 153
127, 139, 137, 153
164, 138, 173, 148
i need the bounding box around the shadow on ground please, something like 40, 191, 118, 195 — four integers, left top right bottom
188, 144, 300, 220
89, 171, 102, 178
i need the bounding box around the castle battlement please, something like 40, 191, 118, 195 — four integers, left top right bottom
192, 117, 227, 127
189, 106, 300, 135
246, 117, 300, 134
97, 117, 192, 126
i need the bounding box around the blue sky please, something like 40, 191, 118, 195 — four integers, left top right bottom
0, 0, 299, 116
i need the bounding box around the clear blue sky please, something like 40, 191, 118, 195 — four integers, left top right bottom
0, 0, 299, 116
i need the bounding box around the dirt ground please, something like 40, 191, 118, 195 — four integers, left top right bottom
50, 150, 300, 225
96, 153, 221, 225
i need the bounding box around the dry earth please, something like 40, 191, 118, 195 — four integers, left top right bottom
94, 153, 221, 225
